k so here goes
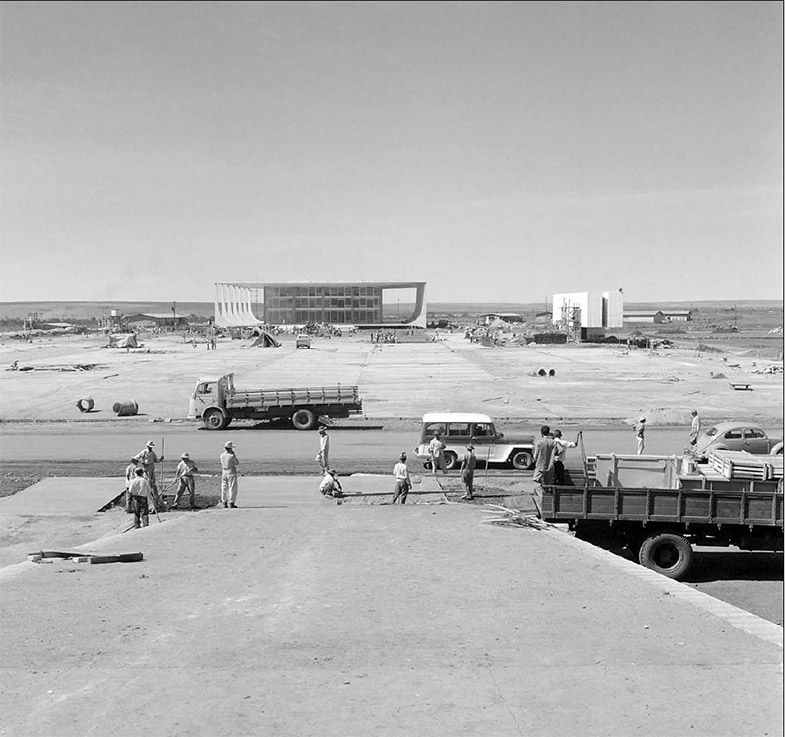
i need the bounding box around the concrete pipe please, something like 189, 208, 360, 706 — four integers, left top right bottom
113, 400, 139, 416
76, 397, 95, 413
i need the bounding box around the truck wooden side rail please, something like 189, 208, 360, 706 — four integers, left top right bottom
541, 483, 783, 580
189, 374, 363, 430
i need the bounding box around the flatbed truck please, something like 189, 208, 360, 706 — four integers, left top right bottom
188, 373, 362, 431
541, 454, 783, 580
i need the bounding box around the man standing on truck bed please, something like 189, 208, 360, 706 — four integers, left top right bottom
552, 430, 577, 485
134, 441, 164, 511
316, 426, 330, 473
533, 426, 556, 488
220, 441, 239, 508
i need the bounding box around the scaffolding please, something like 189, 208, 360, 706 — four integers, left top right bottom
556, 303, 581, 342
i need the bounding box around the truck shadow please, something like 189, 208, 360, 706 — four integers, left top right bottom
610, 547, 783, 582
686, 551, 784, 583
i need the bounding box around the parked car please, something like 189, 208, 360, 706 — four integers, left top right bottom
413, 412, 535, 470
295, 334, 311, 349
693, 422, 783, 461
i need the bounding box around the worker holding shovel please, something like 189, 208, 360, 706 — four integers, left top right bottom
170, 453, 199, 510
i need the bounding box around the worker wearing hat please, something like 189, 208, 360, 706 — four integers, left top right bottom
315, 426, 330, 474
133, 440, 165, 511
635, 417, 646, 455
124, 457, 140, 513
319, 467, 343, 498
392, 452, 412, 504
689, 409, 701, 448
220, 441, 240, 508
460, 443, 477, 500
171, 452, 199, 510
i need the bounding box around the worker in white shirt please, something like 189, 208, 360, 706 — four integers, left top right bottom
171, 452, 199, 510
392, 452, 412, 504
689, 410, 701, 448
124, 457, 140, 513
315, 426, 330, 473
220, 441, 240, 508
319, 468, 343, 498
127, 468, 153, 529
552, 429, 577, 485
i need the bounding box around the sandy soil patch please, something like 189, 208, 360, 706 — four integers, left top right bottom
0, 331, 781, 425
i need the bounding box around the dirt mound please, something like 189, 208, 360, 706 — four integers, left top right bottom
624, 407, 693, 426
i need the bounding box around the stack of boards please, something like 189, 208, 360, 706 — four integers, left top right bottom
708, 450, 783, 481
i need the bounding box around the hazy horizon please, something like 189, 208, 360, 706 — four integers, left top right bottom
2, 2, 783, 303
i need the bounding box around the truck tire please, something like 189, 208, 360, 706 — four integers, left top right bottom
292, 409, 316, 431
638, 532, 693, 580
443, 451, 458, 471
203, 408, 228, 431
510, 450, 533, 470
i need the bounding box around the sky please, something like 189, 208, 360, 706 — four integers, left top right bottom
1, 1, 782, 304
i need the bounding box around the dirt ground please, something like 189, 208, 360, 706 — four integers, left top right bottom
0, 328, 782, 425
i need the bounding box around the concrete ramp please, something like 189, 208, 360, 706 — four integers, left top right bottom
0, 477, 125, 515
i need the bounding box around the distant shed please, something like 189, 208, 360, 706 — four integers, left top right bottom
125, 313, 188, 327
623, 310, 666, 324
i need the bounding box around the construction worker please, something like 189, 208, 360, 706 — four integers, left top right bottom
124, 457, 139, 513
460, 443, 476, 500
428, 434, 447, 475
392, 452, 411, 504
319, 468, 343, 498
689, 409, 701, 448
315, 426, 330, 473
134, 441, 165, 510
220, 441, 239, 508
635, 418, 646, 455
171, 452, 198, 510
532, 425, 556, 488
552, 430, 577, 485
127, 467, 153, 529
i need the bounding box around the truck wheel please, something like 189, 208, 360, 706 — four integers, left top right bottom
638, 533, 693, 580
772, 442, 783, 455
292, 409, 316, 431
510, 450, 533, 470
443, 452, 458, 471
203, 409, 227, 431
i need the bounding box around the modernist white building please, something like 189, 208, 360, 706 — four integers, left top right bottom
551, 290, 624, 339
213, 281, 427, 329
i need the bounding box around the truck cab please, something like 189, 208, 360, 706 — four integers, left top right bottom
413, 412, 534, 470
188, 374, 231, 422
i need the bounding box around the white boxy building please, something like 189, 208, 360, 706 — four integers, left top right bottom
551, 290, 624, 340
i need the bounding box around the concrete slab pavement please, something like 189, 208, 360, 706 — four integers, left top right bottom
0, 477, 124, 515
0, 477, 781, 737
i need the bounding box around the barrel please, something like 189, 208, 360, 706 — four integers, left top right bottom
76, 397, 94, 413
113, 400, 139, 416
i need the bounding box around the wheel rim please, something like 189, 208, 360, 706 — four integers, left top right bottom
652, 543, 680, 570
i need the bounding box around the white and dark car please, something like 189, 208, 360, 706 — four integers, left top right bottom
295, 334, 312, 349
414, 412, 535, 470
693, 422, 783, 462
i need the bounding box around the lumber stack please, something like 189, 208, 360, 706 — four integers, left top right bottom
708, 450, 783, 481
